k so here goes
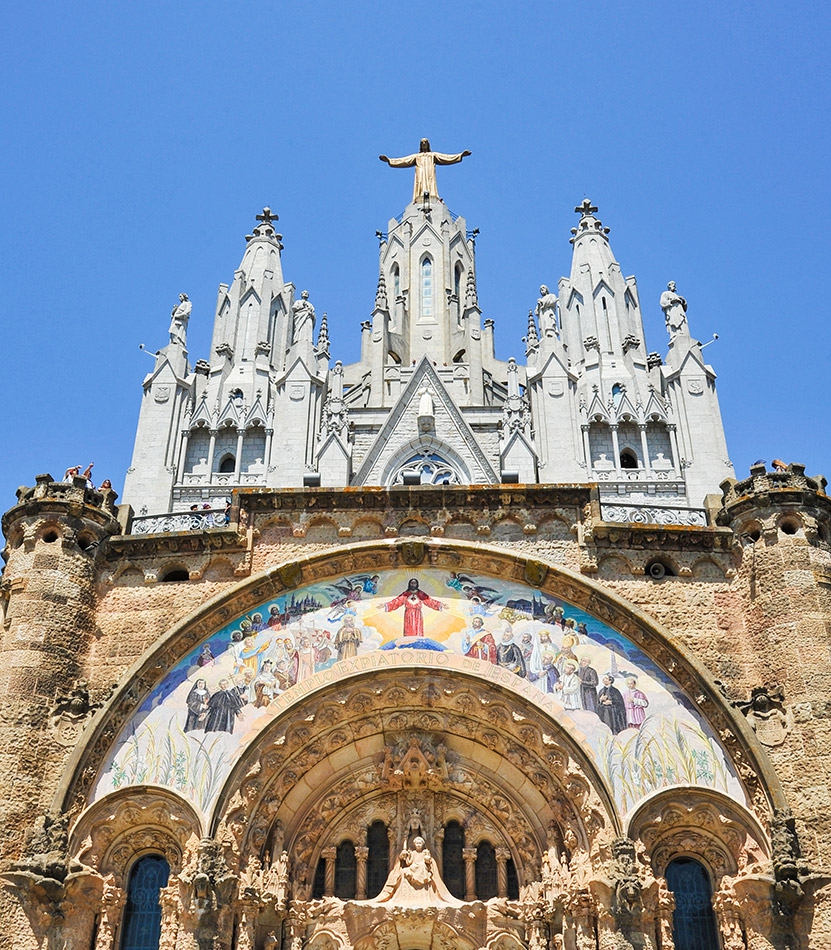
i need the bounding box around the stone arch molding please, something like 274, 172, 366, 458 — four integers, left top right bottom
213, 666, 615, 896
58, 540, 782, 853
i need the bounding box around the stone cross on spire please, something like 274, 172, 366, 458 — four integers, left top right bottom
379, 139, 472, 203
256, 207, 279, 224
574, 198, 599, 217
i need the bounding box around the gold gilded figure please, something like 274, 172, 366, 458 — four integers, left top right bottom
380, 138, 471, 202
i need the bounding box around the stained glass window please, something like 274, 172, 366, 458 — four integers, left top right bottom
120, 855, 169, 950
666, 857, 721, 950
366, 821, 389, 899
421, 258, 433, 317
442, 821, 465, 900
335, 839, 357, 899
475, 840, 497, 900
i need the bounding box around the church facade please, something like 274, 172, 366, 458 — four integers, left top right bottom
0, 148, 829, 950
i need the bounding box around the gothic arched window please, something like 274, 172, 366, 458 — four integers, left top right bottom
475, 840, 497, 900
366, 821, 389, 899
391, 452, 461, 486
311, 856, 326, 899
666, 857, 720, 950
421, 257, 433, 317
335, 839, 357, 899
392, 263, 400, 300
218, 454, 236, 474
120, 854, 170, 950
620, 448, 638, 469
442, 821, 465, 900
506, 856, 520, 900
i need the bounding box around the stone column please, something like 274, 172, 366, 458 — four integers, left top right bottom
667, 425, 680, 472
157, 879, 181, 950
495, 847, 510, 898
569, 892, 597, 950
207, 429, 218, 478
654, 879, 675, 950
581, 424, 591, 470
93, 880, 126, 950
322, 846, 336, 897
463, 846, 478, 901
264, 427, 274, 470
236, 898, 260, 950
177, 428, 191, 481
434, 827, 445, 876
234, 428, 245, 482
287, 913, 305, 950
609, 425, 621, 471
524, 910, 548, 950
355, 846, 369, 900
638, 424, 650, 474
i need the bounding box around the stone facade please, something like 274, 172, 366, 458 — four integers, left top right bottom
0, 168, 830, 950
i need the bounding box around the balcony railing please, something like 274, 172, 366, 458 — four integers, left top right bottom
600, 503, 708, 527
131, 508, 230, 535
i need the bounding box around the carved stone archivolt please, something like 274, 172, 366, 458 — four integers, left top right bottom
69, 788, 202, 882
629, 789, 770, 881
213, 669, 615, 893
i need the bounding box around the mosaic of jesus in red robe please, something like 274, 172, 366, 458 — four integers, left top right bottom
384, 578, 444, 637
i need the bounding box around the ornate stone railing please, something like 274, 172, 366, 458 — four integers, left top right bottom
592, 468, 679, 482
130, 508, 229, 535
179, 472, 264, 487
600, 503, 708, 527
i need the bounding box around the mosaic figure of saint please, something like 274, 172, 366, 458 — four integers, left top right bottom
556, 660, 581, 709
334, 614, 362, 660
578, 657, 599, 712
495, 629, 526, 678
597, 675, 627, 735
205, 678, 245, 734
184, 679, 210, 732
624, 675, 649, 728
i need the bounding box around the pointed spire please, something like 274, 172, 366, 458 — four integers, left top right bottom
465, 268, 478, 308
246, 206, 284, 247
569, 198, 610, 245
317, 311, 330, 355
375, 273, 388, 311
526, 310, 539, 347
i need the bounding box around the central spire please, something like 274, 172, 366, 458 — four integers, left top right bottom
379, 138, 472, 203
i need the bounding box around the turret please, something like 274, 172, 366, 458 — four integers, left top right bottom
716, 462, 831, 857
0, 476, 120, 857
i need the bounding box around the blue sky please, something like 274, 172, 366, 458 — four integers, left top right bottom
2, 2, 829, 510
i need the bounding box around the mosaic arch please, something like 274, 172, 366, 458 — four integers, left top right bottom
92, 564, 746, 823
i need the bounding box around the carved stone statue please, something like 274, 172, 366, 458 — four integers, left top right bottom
660, 281, 688, 338
535, 285, 559, 337
169, 293, 192, 347
418, 387, 434, 418
291, 290, 316, 345
375, 836, 461, 906
380, 139, 471, 203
